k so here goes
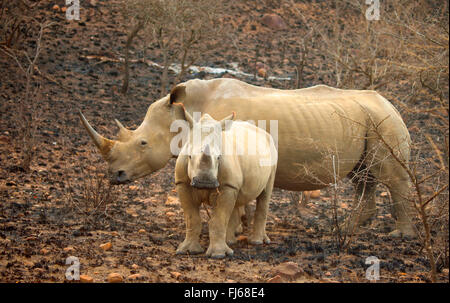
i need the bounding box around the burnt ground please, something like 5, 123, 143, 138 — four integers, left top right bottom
0, 1, 448, 283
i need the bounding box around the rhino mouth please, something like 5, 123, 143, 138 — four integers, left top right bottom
109, 170, 132, 185
190, 178, 219, 189
109, 179, 132, 185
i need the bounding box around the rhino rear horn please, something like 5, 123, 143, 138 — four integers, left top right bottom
115, 119, 132, 141
78, 110, 115, 156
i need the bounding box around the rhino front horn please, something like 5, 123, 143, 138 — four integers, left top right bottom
78, 110, 115, 156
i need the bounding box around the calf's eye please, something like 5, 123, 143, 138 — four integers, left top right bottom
141, 140, 147, 146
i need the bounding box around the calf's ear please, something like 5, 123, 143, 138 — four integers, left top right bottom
169, 84, 187, 105
220, 112, 236, 130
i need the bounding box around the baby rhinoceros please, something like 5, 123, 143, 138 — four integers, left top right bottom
175, 108, 278, 258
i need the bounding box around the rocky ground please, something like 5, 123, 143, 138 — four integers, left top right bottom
0, 0, 448, 283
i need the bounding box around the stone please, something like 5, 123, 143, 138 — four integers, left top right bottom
52, 4, 60, 11
23, 260, 34, 267
170, 271, 182, 280
63, 246, 75, 253
261, 14, 287, 30
131, 264, 139, 270
267, 275, 283, 283
40, 248, 50, 255
236, 235, 248, 242
80, 275, 94, 283
309, 190, 321, 199
138, 229, 146, 234
165, 196, 179, 206
128, 273, 143, 280
107, 273, 123, 283
100, 242, 112, 251
166, 211, 176, 218
257, 68, 267, 78
271, 262, 304, 281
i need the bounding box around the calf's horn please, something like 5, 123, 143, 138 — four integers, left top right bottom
78, 110, 115, 156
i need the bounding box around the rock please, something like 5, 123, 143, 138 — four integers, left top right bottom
34, 268, 45, 274
111, 231, 119, 237
261, 14, 287, 30
309, 190, 321, 199
166, 211, 176, 218
165, 196, 179, 206
0, 136, 10, 144
61, 7, 67, 13
267, 275, 283, 283
128, 273, 143, 281
257, 68, 267, 78
23, 260, 34, 267
131, 264, 139, 270
138, 229, 146, 234
107, 273, 123, 283
52, 4, 60, 11
236, 235, 248, 242
126, 208, 138, 217
170, 271, 182, 280
271, 262, 304, 281
63, 246, 75, 253
100, 242, 112, 251
1, 238, 11, 246
40, 248, 50, 255
226, 279, 236, 283
80, 275, 94, 283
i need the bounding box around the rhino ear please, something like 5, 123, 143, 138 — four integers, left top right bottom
169, 84, 186, 105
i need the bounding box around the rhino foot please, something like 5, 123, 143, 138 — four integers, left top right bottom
205, 244, 234, 259
249, 234, 271, 245
235, 224, 243, 234
226, 235, 237, 246
176, 240, 204, 255
388, 228, 416, 239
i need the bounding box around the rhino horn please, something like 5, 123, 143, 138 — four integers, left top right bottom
78, 110, 115, 156
115, 118, 132, 141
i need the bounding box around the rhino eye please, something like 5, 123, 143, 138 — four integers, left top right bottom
140, 140, 147, 146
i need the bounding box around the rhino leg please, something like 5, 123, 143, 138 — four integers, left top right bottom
342, 178, 377, 234
206, 187, 237, 258
176, 183, 204, 255
226, 207, 241, 245
249, 174, 274, 245
365, 134, 416, 238
386, 177, 416, 238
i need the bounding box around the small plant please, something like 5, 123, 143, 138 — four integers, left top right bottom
64, 157, 118, 227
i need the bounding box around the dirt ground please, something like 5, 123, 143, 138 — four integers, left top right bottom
0, 1, 448, 283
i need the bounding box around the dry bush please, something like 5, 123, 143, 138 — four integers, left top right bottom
287, 0, 448, 282
63, 150, 119, 228
0, 0, 34, 48
1, 19, 52, 171
120, 0, 225, 96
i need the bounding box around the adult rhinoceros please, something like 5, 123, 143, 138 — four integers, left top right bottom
79, 78, 415, 237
